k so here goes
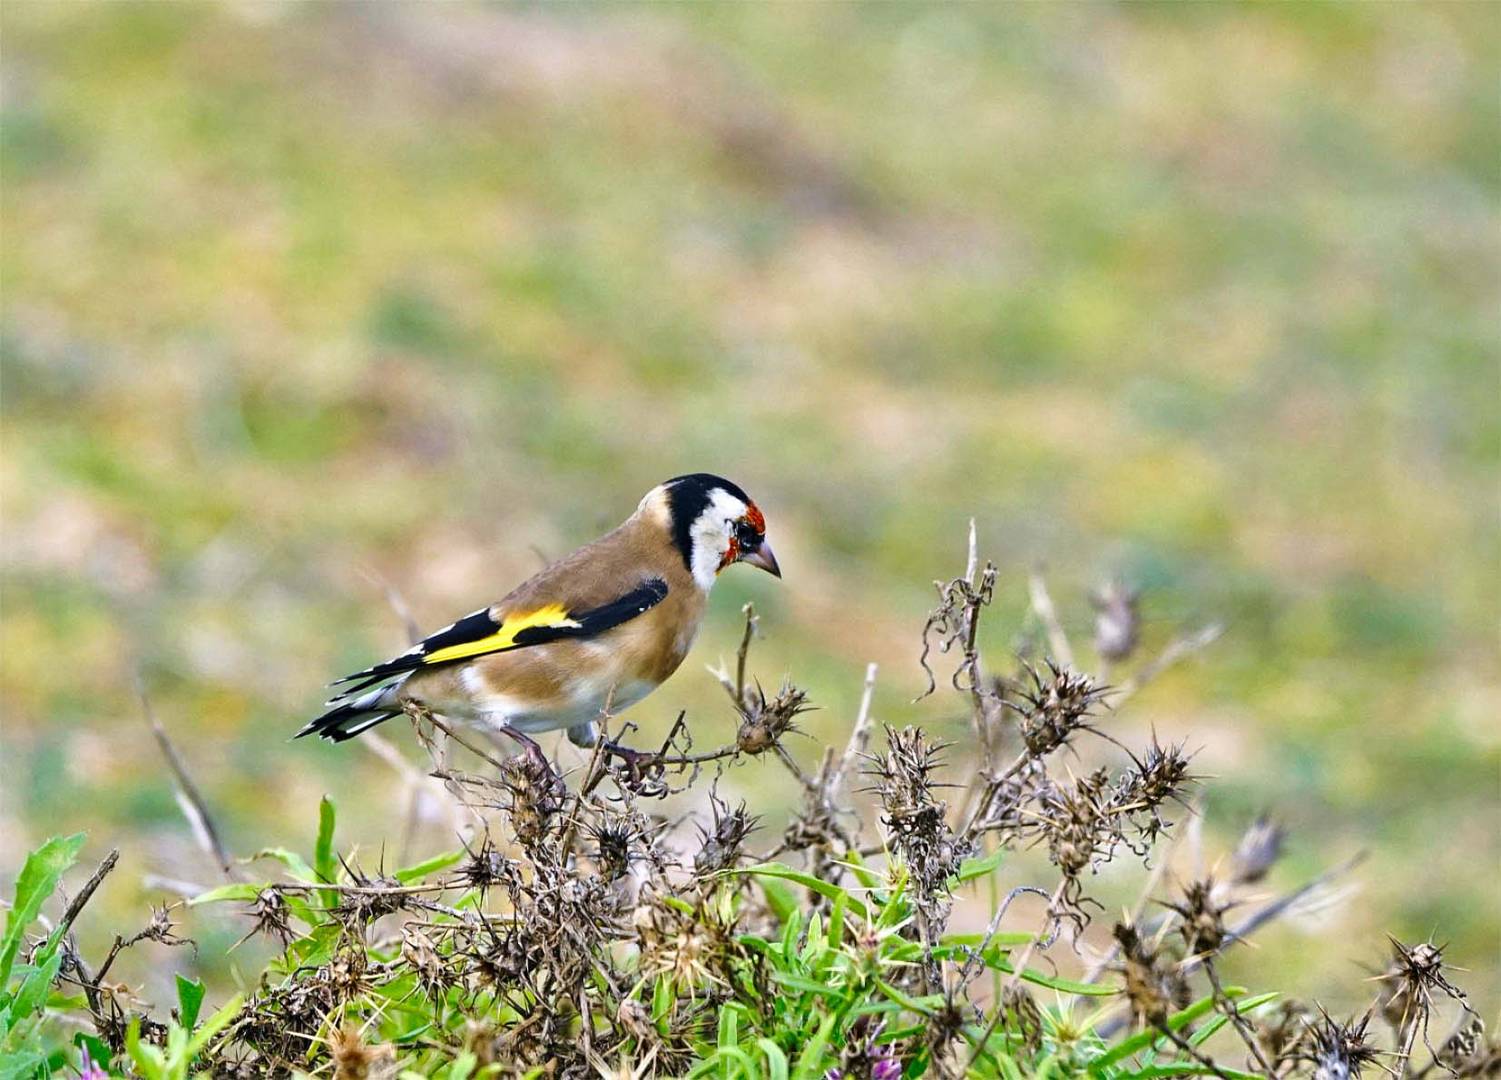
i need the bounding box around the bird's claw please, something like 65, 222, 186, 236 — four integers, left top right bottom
601, 742, 666, 794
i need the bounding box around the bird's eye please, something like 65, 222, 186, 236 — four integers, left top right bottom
735, 520, 760, 549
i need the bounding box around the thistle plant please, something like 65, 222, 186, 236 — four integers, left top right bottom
3, 532, 1488, 1079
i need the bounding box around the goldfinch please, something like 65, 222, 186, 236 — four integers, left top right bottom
297, 474, 780, 759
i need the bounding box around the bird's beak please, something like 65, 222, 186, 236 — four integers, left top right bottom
741, 541, 781, 578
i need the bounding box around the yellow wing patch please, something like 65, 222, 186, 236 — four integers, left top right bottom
422, 604, 580, 665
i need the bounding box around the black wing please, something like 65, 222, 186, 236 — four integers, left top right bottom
327, 578, 669, 699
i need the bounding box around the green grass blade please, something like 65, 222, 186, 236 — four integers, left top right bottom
738, 863, 870, 921
1089, 988, 1247, 1072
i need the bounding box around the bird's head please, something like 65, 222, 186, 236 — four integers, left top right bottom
641, 473, 781, 591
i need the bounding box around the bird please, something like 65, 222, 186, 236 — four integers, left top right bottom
297, 474, 781, 766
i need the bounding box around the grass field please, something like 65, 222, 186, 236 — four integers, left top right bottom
2, 2, 1497, 1020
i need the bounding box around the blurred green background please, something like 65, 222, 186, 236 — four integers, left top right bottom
3, 3, 1497, 1013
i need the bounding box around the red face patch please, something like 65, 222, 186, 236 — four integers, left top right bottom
717, 536, 739, 572
745, 503, 766, 534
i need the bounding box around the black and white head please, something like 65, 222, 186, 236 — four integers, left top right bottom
641, 473, 780, 591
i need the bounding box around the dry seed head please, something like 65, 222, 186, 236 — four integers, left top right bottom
1305, 1009, 1381, 1080
1257, 1000, 1315, 1071
458, 837, 513, 894
1091, 581, 1141, 662
1000, 984, 1044, 1054
244, 888, 294, 946
1434, 1013, 1497, 1076
1163, 878, 1234, 957
1113, 736, 1196, 849
1113, 922, 1186, 1031
498, 754, 567, 846
615, 998, 654, 1041
1011, 658, 1107, 758
735, 679, 812, 755
1230, 815, 1286, 885
587, 815, 652, 882
694, 794, 760, 876
329, 1025, 395, 1080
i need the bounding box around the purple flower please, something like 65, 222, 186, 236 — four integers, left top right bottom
78, 1047, 109, 1080
872, 1056, 902, 1080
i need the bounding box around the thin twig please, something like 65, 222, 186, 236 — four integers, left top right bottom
360, 566, 424, 647
829, 662, 878, 798
734, 602, 757, 704
59, 849, 120, 940
143, 685, 240, 880
1107, 623, 1224, 709
1027, 567, 1075, 670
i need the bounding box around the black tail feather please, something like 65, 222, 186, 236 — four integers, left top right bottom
296, 701, 397, 742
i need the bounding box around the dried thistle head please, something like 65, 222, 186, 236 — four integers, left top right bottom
1257, 1000, 1314, 1072
634, 893, 734, 996
1031, 768, 1115, 889
329, 1024, 395, 1080
457, 835, 514, 895
736, 680, 812, 755
1374, 937, 1470, 1054
998, 984, 1044, 1055
1010, 658, 1107, 758
867, 726, 971, 928
1229, 815, 1285, 886
499, 752, 567, 846
694, 792, 760, 876
615, 998, 654, 1042
1304, 1009, 1381, 1080
237, 889, 294, 948
325, 945, 373, 1003
1112, 736, 1196, 850
334, 857, 406, 923
1113, 922, 1187, 1031
400, 924, 454, 1002
1162, 878, 1235, 958
1091, 581, 1141, 662
588, 816, 646, 882
1434, 1013, 1498, 1077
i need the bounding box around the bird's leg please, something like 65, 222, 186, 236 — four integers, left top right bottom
483, 723, 554, 775
601, 741, 659, 774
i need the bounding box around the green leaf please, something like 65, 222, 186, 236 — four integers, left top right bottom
0, 1049, 47, 1080
175, 974, 206, 1031
1186, 993, 1279, 1048
757, 1039, 789, 1080
652, 976, 673, 1034
246, 848, 317, 882
394, 849, 463, 885
758, 877, 798, 926
125, 1017, 167, 1080
738, 864, 870, 921
988, 956, 1119, 997
791, 1012, 838, 1080
187, 882, 267, 906
0, 833, 85, 992
950, 847, 1005, 887
315, 796, 338, 909
718, 1004, 739, 1049
1089, 988, 1248, 1072
185, 992, 243, 1058
10, 948, 61, 1022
